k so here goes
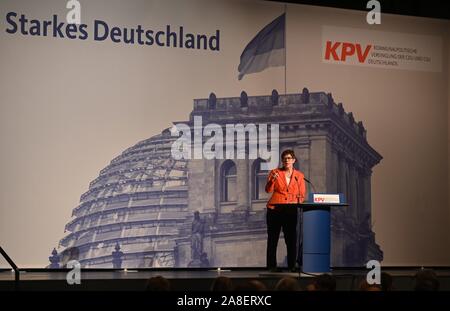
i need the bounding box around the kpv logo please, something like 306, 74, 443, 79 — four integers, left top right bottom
324, 41, 372, 63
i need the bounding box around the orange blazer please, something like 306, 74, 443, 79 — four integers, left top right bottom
265, 168, 306, 209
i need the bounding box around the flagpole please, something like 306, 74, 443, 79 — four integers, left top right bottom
284, 4, 287, 95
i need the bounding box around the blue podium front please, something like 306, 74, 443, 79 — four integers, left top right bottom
302, 205, 331, 273
275, 198, 346, 274
299, 200, 347, 273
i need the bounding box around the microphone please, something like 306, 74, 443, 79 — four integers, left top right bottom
303, 177, 317, 194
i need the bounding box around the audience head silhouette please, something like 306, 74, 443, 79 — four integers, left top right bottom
210, 276, 234, 291
146, 276, 171, 291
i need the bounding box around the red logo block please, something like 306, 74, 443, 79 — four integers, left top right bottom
325, 41, 372, 63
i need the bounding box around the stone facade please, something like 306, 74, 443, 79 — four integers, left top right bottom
54, 89, 382, 268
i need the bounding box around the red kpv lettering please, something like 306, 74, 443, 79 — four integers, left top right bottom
325, 41, 372, 63
325, 41, 340, 60
355, 43, 372, 62
341, 42, 355, 61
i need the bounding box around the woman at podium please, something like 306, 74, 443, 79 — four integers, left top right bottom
265, 149, 306, 272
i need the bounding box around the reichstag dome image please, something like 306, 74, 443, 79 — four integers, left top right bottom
50, 89, 383, 268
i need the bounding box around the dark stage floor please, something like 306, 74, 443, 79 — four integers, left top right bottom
1, 267, 449, 291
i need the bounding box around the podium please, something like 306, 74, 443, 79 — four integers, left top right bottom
299, 202, 347, 273
277, 196, 347, 273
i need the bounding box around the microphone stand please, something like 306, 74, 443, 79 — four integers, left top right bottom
303, 177, 317, 194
